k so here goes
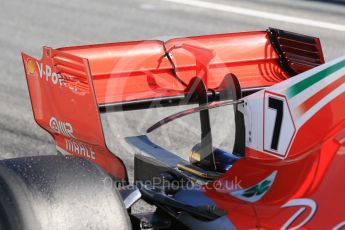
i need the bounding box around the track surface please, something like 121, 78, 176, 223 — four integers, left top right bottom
1, 0, 344, 179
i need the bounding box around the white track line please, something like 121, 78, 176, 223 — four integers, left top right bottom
164, 0, 345, 32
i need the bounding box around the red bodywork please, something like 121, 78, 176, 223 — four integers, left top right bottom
21, 29, 344, 229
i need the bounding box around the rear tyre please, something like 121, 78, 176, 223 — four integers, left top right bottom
0, 155, 131, 230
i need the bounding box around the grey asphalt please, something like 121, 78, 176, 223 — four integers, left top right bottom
0, 0, 344, 191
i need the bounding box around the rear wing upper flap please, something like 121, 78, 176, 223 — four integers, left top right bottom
57, 29, 323, 108
64, 31, 280, 109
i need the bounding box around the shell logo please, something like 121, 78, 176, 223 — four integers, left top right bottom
26, 59, 36, 75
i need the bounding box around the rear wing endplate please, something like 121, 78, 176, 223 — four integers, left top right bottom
22, 48, 127, 180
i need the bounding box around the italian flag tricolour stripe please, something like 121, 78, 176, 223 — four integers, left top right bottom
284, 57, 345, 128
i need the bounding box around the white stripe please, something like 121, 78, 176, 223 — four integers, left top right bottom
290, 67, 345, 113
296, 83, 345, 128
164, 0, 345, 32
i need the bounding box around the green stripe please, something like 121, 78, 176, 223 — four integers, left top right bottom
286, 59, 345, 99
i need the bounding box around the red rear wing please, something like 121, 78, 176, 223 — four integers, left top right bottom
60, 31, 290, 106
21, 29, 323, 180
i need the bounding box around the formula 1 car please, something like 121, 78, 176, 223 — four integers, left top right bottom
1, 28, 344, 229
